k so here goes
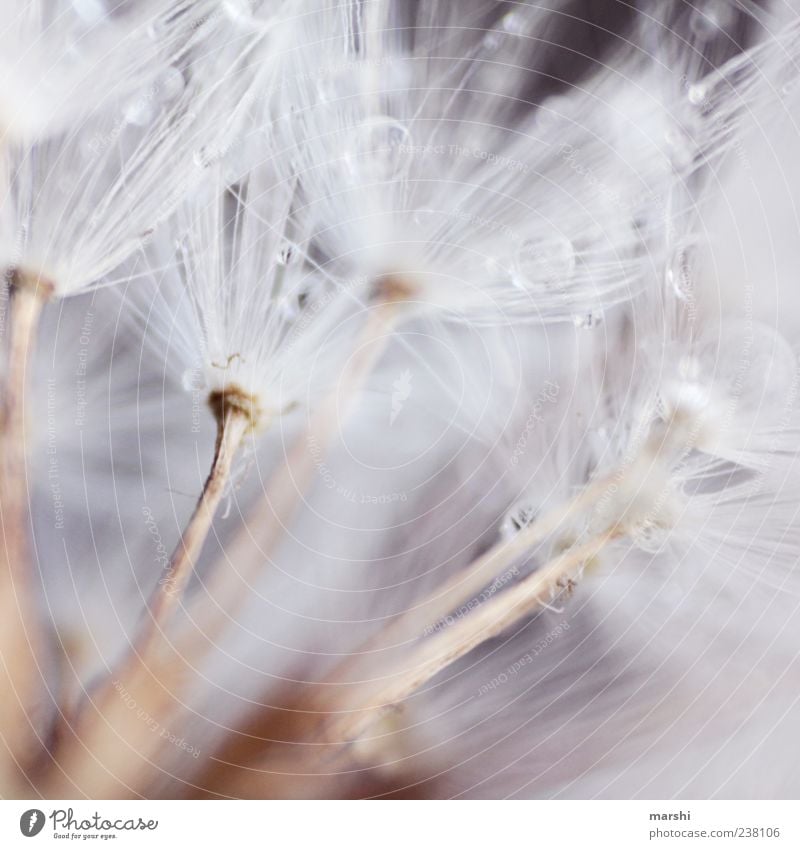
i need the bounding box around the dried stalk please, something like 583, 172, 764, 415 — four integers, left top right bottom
138, 397, 253, 653
47, 288, 404, 798
323, 474, 615, 692
327, 526, 621, 744
0, 272, 53, 792
171, 291, 404, 660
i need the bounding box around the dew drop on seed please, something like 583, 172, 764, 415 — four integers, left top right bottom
666, 245, 694, 302
123, 92, 159, 127
193, 147, 215, 168
689, 5, 736, 41
223, 0, 274, 27
687, 84, 707, 107
276, 242, 294, 267
147, 17, 167, 41
223, 134, 263, 183
298, 278, 324, 308
501, 502, 537, 540
72, 0, 108, 24
572, 311, 602, 329
665, 126, 698, 172
484, 254, 505, 277
483, 31, 504, 53
154, 67, 185, 105
513, 233, 575, 290
709, 323, 797, 423
277, 297, 300, 322
346, 116, 412, 182
500, 10, 527, 35
633, 520, 671, 554
181, 368, 206, 393
662, 378, 710, 421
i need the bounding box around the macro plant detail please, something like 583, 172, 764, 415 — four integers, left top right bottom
1, 0, 800, 801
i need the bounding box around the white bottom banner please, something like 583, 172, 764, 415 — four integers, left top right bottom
1, 800, 797, 847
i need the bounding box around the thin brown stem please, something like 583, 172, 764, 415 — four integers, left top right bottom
49, 293, 403, 796
324, 474, 614, 691
134, 405, 250, 660
0, 274, 52, 791
171, 299, 402, 661
327, 527, 620, 744
60, 404, 251, 772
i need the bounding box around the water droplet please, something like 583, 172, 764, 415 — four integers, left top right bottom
484, 254, 505, 276
666, 244, 694, 302
276, 242, 295, 267
481, 28, 503, 51
632, 519, 671, 554
687, 83, 707, 107
222, 133, 263, 183
72, 0, 108, 24
297, 278, 324, 309
501, 501, 537, 540
500, 10, 526, 34
661, 377, 711, 422
665, 126, 698, 172
193, 146, 218, 169
277, 296, 299, 322
154, 66, 185, 105
181, 368, 206, 393
147, 17, 167, 41
708, 322, 797, 425
345, 116, 412, 182
123, 91, 158, 127
222, 0, 274, 28
572, 311, 603, 329
689, 5, 736, 41
512, 233, 575, 291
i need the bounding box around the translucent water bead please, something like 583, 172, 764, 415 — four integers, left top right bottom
154, 67, 185, 105
572, 311, 603, 330
122, 68, 183, 127
72, 0, 109, 24
222, 0, 275, 29
512, 232, 575, 292
665, 125, 698, 172
689, 4, 737, 42
665, 243, 694, 303
500, 501, 537, 540
705, 322, 797, 427
345, 117, 412, 182
123, 92, 159, 127
181, 367, 207, 393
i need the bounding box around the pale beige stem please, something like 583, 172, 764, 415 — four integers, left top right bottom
49, 298, 401, 797
50, 407, 251, 794
328, 527, 620, 744
324, 474, 614, 692
172, 300, 400, 661
134, 406, 250, 661
0, 276, 52, 792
